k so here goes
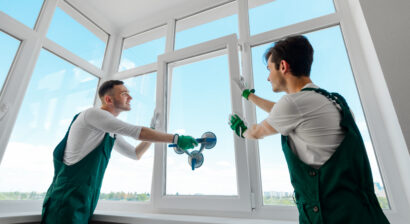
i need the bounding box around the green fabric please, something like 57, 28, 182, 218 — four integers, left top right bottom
242, 89, 255, 100
41, 113, 115, 224
177, 135, 198, 150
229, 114, 247, 138
281, 88, 389, 224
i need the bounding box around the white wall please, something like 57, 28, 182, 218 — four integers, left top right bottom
358, 0, 410, 155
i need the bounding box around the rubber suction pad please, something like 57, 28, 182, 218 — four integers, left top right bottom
188, 150, 204, 170
201, 131, 217, 149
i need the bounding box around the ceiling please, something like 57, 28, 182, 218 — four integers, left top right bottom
65, 0, 231, 34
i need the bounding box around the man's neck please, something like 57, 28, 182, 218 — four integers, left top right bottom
100, 105, 119, 117
286, 76, 312, 94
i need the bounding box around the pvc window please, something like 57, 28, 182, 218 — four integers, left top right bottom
0, 49, 98, 200
153, 34, 251, 211
175, 1, 238, 50
46, 4, 108, 68
0, 0, 44, 29
119, 26, 166, 72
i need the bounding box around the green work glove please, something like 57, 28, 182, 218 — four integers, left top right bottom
173, 134, 198, 150
234, 77, 255, 100
228, 114, 247, 138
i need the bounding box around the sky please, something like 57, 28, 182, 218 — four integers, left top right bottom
0, 0, 387, 204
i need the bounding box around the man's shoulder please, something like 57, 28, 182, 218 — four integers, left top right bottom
83, 107, 106, 115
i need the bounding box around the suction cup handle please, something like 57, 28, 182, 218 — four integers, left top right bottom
168, 137, 216, 147
191, 158, 196, 171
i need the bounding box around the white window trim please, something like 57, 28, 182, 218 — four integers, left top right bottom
42, 38, 102, 78
57, 0, 109, 43
122, 25, 167, 50
152, 34, 252, 212
41, 0, 109, 77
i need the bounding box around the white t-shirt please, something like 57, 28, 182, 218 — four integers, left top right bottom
64, 108, 142, 165
265, 83, 345, 168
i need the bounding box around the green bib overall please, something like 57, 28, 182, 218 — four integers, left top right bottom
282, 88, 389, 224
41, 113, 115, 224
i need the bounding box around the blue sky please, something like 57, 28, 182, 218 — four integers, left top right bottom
0, 0, 386, 203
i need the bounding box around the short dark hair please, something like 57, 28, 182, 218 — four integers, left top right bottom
98, 80, 124, 98
264, 35, 314, 77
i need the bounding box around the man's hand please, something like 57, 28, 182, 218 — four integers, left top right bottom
228, 114, 247, 138
234, 77, 255, 100
174, 134, 198, 150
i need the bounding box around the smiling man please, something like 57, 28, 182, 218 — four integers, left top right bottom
41, 80, 198, 224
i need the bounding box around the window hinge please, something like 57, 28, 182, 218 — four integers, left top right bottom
238, 43, 243, 51
251, 192, 256, 209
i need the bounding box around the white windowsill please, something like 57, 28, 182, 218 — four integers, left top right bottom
0, 212, 297, 224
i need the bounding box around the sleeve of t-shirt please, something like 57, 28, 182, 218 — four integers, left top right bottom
113, 135, 138, 160
84, 108, 142, 139
264, 95, 302, 136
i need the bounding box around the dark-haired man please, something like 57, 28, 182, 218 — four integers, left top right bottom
229, 36, 389, 223
41, 80, 198, 224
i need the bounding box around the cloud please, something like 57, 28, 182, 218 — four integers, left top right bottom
73, 67, 94, 83
216, 160, 232, 167
119, 58, 136, 71
0, 142, 54, 192
172, 129, 186, 135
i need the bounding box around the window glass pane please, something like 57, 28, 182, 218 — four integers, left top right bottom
167, 52, 237, 195
0, 49, 98, 200
100, 73, 156, 202
47, 7, 107, 68
175, 1, 238, 50
253, 26, 389, 209
119, 27, 166, 72
0, 0, 44, 29
0, 31, 20, 92
248, 0, 335, 36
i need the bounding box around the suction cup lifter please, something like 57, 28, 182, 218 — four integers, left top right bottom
168, 132, 217, 171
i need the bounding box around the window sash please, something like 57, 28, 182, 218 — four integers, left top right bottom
153, 34, 252, 211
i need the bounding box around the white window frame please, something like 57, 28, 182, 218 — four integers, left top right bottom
118, 24, 167, 73
152, 34, 252, 212
0, 0, 58, 214
0, 0, 112, 214
42, 0, 110, 78
91, 19, 177, 213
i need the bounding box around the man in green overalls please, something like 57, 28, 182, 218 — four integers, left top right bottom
229, 36, 389, 223
41, 80, 198, 224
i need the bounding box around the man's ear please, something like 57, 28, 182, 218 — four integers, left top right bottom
280, 60, 290, 73
104, 95, 113, 105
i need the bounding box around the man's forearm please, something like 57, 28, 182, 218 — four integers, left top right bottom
135, 141, 152, 160
138, 127, 174, 143
248, 93, 275, 113
243, 121, 278, 139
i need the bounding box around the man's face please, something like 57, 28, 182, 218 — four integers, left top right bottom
267, 56, 286, 93
111, 85, 132, 111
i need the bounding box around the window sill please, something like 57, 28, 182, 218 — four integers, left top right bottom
0, 212, 297, 224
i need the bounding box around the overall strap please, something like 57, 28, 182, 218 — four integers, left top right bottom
301, 87, 356, 131
53, 113, 80, 161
